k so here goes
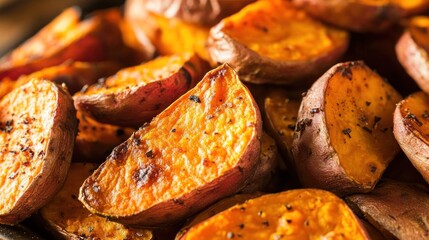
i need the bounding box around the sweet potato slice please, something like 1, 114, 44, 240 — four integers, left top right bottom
292, 0, 429, 32
346, 181, 429, 239
0, 79, 77, 225
179, 189, 370, 239
393, 91, 429, 183
292, 61, 402, 195
40, 163, 153, 240
74, 53, 209, 127
208, 0, 349, 85
73, 111, 134, 163
79, 64, 262, 226
0, 7, 148, 80
396, 16, 429, 94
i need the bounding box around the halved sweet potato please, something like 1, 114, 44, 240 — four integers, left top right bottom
292, 61, 402, 196
208, 0, 349, 85
179, 189, 370, 239
346, 180, 429, 239
0, 61, 122, 99
124, 5, 212, 63
129, 0, 255, 26
292, 0, 429, 32
0, 79, 77, 225
396, 16, 429, 94
393, 91, 429, 183
73, 111, 134, 163
0, 7, 148, 81
79, 64, 262, 226
40, 163, 153, 240
74, 53, 209, 127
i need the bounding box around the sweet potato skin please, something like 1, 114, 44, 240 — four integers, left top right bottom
79, 64, 262, 226
291, 61, 401, 196
0, 79, 77, 225
393, 91, 429, 183
207, 0, 349, 85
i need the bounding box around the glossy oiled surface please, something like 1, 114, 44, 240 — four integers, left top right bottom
325, 62, 401, 187
182, 189, 367, 239
222, 0, 347, 61
399, 91, 429, 144
79, 64, 260, 217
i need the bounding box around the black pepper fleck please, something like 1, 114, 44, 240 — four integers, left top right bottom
342, 128, 352, 138
189, 95, 201, 103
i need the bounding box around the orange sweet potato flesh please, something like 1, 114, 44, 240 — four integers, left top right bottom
40, 163, 153, 240
74, 53, 209, 127
180, 189, 369, 239
73, 111, 134, 163
292, 61, 402, 195
79, 64, 262, 226
0, 7, 146, 81
0, 79, 77, 225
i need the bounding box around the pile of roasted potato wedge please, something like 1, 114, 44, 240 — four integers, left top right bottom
1, 0, 429, 239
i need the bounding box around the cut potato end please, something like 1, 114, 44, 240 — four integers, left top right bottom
180, 189, 369, 239
40, 163, 153, 239
79, 64, 262, 226
0, 79, 77, 224
325, 61, 401, 188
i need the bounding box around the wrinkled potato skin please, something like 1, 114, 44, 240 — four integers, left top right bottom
396, 31, 429, 94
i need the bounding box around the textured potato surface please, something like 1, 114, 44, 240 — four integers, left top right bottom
325, 62, 401, 187
398, 91, 429, 144
181, 189, 368, 239
41, 163, 153, 240
79, 64, 261, 225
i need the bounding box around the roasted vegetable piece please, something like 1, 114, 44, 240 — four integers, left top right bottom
292, 61, 402, 196
292, 0, 429, 32
132, 0, 255, 26
40, 163, 153, 240
346, 180, 429, 239
0, 7, 149, 81
393, 91, 429, 183
397, 16, 429, 94
208, 0, 349, 85
73, 111, 134, 163
179, 189, 370, 239
0, 79, 77, 225
74, 53, 209, 127
79, 64, 262, 226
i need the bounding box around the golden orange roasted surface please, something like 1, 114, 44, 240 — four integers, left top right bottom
325, 62, 402, 188
0, 79, 77, 224
409, 16, 429, 53
79, 64, 262, 226
180, 189, 368, 240
40, 163, 153, 240
398, 91, 429, 144
221, 0, 348, 62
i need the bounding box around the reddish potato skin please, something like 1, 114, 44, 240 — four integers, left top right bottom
393, 98, 429, 183
291, 64, 368, 196
396, 31, 429, 95
208, 22, 348, 85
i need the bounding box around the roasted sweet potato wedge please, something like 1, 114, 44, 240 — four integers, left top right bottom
393, 91, 429, 183
292, 0, 429, 32
73, 111, 134, 163
40, 163, 153, 240
346, 180, 429, 239
129, 0, 255, 26
208, 0, 349, 85
79, 64, 262, 226
0, 79, 77, 225
0, 7, 148, 81
74, 53, 209, 127
292, 61, 402, 196
396, 16, 429, 94
179, 189, 370, 239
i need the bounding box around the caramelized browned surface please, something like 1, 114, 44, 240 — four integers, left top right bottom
0, 79, 77, 224
325, 62, 401, 188
41, 163, 153, 239
181, 189, 368, 239
398, 91, 429, 144
79, 64, 261, 225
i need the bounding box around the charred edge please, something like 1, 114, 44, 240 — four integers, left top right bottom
179, 67, 193, 88
406, 113, 423, 127
310, 108, 320, 116
295, 118, 312, 134
0, 120, 13, 133
110, 142, 128, 163
337, 63, 354, 80
173, 198, 185, 205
